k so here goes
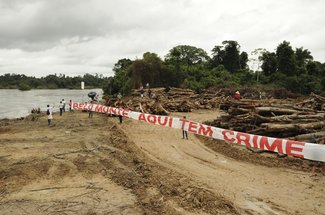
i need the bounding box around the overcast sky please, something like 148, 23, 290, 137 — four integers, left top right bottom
0, 0, 324, 77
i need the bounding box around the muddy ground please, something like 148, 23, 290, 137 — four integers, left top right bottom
0, 110, 324, 214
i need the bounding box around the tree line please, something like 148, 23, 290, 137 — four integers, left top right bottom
2, 40, 324, 95
103, 40, 325, 96
0, 73, 109, 90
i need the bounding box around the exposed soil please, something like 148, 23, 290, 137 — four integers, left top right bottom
0, 111, 240, 214
0, 109, 324, 214
121, 110, 325, 215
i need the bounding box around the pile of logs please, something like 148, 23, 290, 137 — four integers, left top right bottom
110, 87, 225, 115
107, 87, 325, 143
210, 95, 325, 143
107, 86, 300, 115
297, 93, 325, 111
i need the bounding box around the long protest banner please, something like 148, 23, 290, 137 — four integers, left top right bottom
72, 102, 325, 162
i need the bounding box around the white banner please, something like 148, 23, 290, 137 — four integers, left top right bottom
72, 102, 325, 162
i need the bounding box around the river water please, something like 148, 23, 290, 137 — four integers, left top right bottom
0, 89, 103, 119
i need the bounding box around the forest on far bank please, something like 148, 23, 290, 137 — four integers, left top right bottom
103, 40, 325, 96
1, 40, 324, 96
0, 73, 109, 90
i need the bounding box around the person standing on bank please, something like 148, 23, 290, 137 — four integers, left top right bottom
182, 116, 188, 140
46, 104, 53, 126
62, 99, 66, 112
118, 113, 123, 123
88, 101, 94, 118
148, 88, 152, 98
118, 104, 123, 123
59, 101, 63, 116
69, 100, 73, 112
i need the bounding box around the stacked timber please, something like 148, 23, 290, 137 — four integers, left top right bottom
209, 96, 325, 143
117, 87, 224, 114
296, 93, 325, 111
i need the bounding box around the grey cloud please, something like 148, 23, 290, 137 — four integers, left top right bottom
0, 0, 195, 51
0, 0, 137, 50
0, 0, 325, 77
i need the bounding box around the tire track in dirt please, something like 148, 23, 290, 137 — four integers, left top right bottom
99, 123, 239, 214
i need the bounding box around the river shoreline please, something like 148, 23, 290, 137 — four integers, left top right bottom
0, 88, 103, 119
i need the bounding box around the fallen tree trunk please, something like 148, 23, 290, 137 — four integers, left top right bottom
293, 131, 325, 142
151, 102, 170, 115
228, 107, 251, 115
260, 121, 325, 132
138, 102, 147, 113
252, 113, 325, 123
255, 107, 299, 116
260, 123, 296, 132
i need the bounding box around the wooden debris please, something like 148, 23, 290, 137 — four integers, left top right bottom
209, 94, 325, 142
110, 87, 224, 114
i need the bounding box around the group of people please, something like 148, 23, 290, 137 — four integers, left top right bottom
45, 94, 123, 126
46, 99, 73, 126
59, 99, 66, 116
139, 83, 153, 98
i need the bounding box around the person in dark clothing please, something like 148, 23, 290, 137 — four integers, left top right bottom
88, 101, 94, 118
62, 99, 66, 112
46, 104, 53, 126
116, 103, 123, 123
182, 116, 188, 140
148, 89, 152, 98
69, 100, 73, 112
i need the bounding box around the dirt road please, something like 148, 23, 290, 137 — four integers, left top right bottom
121, 109, 325, 215
0, 110, 324, 214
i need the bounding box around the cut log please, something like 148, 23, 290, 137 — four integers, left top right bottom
294, 131, 325, 142
261, 121, 325, 132
228, 107, 251, 115
151, 102, 170, 115
252, 113, 325, 123
255, 107, 299, 116
296, 121, 325, 131
138, 102, 147, 113
260, 123, 296, 132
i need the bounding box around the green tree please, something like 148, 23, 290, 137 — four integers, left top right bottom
222, 40, 240, 72
295, 47, 313, 68
128, 52, 164, 88
210, 45, 225, 68
211, 41, 243, 72
261, 51, 277, 76
276, 41, 296, 76
165, 45, 209, 66
239, 52, 248, 69
306, 61, 323, 76
103, 58, 133, 95
113, 58, 132, 73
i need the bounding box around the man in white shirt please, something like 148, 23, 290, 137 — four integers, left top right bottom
46, 104, 53, 126
59, 101, 63, 116
62, 99, 66, 112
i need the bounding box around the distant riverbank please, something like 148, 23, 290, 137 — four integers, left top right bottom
0, 89, 103, 119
